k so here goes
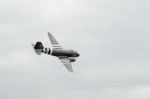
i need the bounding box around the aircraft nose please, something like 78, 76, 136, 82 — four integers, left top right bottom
76, 52, 80, 57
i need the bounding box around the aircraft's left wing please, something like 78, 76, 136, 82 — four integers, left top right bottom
58, 57, 73, 72
48, 32, 62, 49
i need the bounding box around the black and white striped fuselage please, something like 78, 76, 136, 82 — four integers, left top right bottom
41, 48, 51, 54
41, 47, 79, 57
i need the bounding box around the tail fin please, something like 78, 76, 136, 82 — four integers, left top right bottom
32, 42, 44, 55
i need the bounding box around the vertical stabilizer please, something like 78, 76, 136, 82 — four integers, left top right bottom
32, 42, 44, 55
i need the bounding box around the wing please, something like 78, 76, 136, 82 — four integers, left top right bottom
48, 32, 62, 49
58, 57, 73, 72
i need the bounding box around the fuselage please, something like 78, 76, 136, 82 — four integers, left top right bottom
41, 48, 80, 57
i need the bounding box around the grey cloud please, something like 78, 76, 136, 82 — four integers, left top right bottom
0, 0, 150, 99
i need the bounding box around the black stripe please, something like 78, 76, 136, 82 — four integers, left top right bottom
48, 48, 51, 54
45, 48, 47, 53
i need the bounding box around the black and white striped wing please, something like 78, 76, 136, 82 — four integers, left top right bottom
58, 57, 73, 72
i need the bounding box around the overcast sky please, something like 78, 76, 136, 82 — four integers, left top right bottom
0, 0, 150, 99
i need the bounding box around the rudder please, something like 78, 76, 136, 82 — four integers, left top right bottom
32, 41, 44, 55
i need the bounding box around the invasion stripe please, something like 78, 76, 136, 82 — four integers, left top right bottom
48, 48, 51, 54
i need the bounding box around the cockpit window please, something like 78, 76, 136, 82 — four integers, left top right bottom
71, 50, 76, 56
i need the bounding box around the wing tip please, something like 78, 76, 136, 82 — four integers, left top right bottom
69, 69, 73, 73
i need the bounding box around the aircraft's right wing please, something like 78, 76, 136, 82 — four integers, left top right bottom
48, 32, 62, 49
58, 57, 73, 72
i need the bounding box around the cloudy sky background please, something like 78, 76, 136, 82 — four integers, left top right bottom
0, 0, 150, 99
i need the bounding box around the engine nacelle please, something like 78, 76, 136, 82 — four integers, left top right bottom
69, 57, 76, 62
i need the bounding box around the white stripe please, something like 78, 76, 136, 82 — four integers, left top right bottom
50, 47, 53, 55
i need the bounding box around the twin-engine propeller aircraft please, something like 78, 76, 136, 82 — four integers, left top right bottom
32, 32, 80, 72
